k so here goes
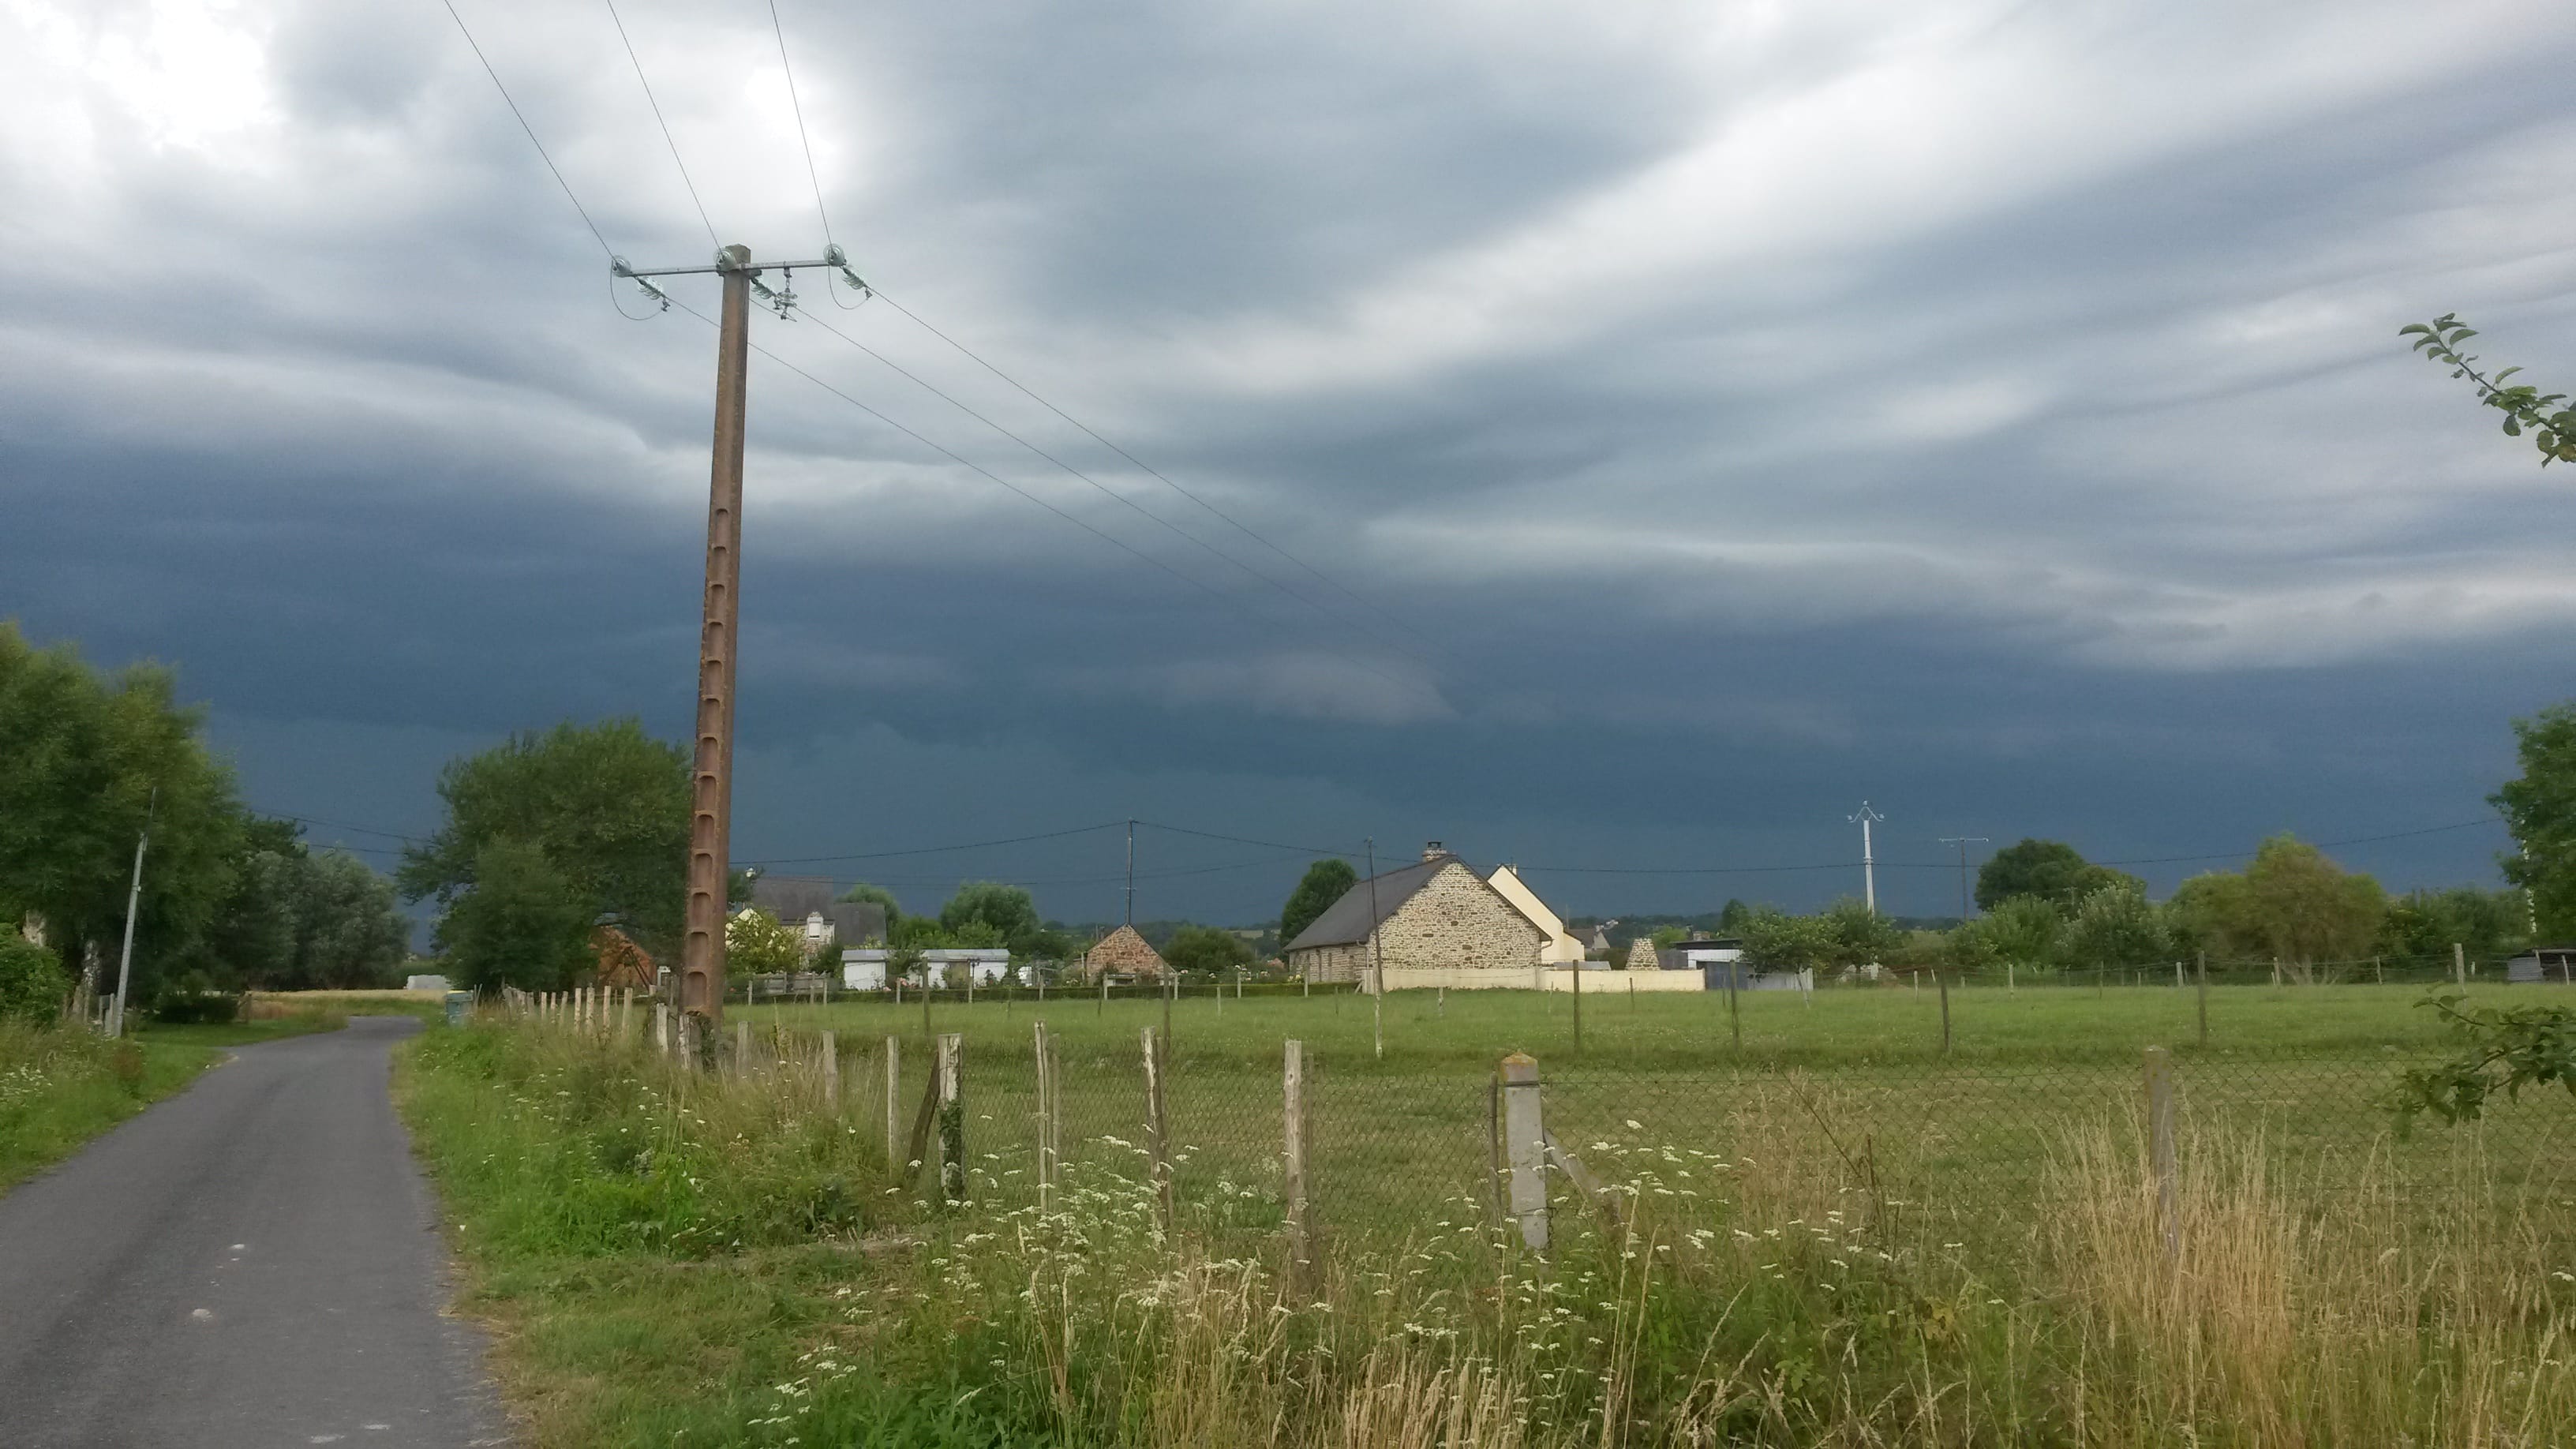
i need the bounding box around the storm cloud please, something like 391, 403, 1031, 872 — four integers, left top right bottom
3, 0, 2570, 923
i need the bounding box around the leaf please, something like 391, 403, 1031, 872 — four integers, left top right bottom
2505, 419, 2522, 436
2496, 366, 2523, 382
2398, 324, 2432, 337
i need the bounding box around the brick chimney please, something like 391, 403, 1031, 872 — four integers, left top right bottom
1422, 841, 1450, 862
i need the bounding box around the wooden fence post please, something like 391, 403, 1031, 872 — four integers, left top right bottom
2144, 1045, 2178, 1264
936, 1032, 966, 1203
620, 987, 633, 1039
1284, 1038, 1316, 1298
883, 1035, 901, 1166
2454, 942, 2466, 987
1938, 972, 1952, 1054
1142, 1025, 1174, 1234
735, 1020, 751, 1080
1500, 1052, 1548, 1252
1727, 965, 1743, 1050
820, 1030, 839, 1111
654, 1001, 669, 1053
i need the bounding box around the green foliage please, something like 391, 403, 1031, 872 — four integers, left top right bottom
1967, 894, 2062, 970
1279, 859, 1356, 945
1162, 925, 1255, 978
397, 719, 688, 952
1974, 838, 2138, 914
836, 882, 903, 928
1649, 925, 1688, 949
727, 908, 809, 976
2494, 702, 2576, 941
2398, 315, 2576, 466
1737, 908, 1836, 972
0, 623, 245, 998
2172, 836, 2386, 981
937, 882, 1056, 958
435, 837, 594, 991
2061, 882, 2174, 972
149, 969, 239, 1024
0, 933, 70, 1024
2391, 992, 2576, 1128
2377, 886, 2529, 966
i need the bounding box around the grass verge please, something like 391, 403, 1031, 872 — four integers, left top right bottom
0, 1011, 346, 1193
404, 1018, 2576, 1447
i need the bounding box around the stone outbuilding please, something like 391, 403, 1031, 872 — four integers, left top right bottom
1083, 924, 1168, 981
1624, 937, 1660, 971
1282, 844, 1548, 984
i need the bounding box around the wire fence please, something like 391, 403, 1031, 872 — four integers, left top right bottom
504, 982, 2576, 1268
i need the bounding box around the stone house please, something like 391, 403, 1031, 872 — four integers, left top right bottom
1485, 865, 1586, 964
1283, 844, 1547, 984
1083, 924, 1168, 981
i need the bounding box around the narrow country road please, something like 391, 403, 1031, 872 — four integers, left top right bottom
0, 1017, 507, 1447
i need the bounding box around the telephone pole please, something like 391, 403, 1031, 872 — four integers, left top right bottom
1938, 836, 1988, 922
1848, 802, 1885, 913
104, 788, 155, 1040
1124, 818, 1136, 927
613, 245, 868, 1050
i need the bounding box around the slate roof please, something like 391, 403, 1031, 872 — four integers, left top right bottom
751, 874, 836, 923
827, 901, 888, 946
1282, 855, 1467, 951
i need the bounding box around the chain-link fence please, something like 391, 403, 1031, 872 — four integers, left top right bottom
511, 983, 2576, 1267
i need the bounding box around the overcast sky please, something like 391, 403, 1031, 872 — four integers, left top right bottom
4, 0, 2572, 926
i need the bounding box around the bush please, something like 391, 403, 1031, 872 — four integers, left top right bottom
150, 968, 240, 1024
0, 933, 71, 1024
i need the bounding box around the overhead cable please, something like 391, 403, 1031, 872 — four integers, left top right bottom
601, 0, 720, 246
437, 0, 615, 258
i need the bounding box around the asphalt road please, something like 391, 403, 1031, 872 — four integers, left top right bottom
0, 1017, 508, 1447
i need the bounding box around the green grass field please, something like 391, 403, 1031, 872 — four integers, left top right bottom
402, 983, 2576, 1446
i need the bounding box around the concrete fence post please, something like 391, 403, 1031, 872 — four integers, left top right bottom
1938, 972, 1952, 1054
1033, 1021, 1058, 1210
1142, 1026, 1174, 1234
735, 1020, 751, 1080
2144, 1045, 2179, 1264
654, 1001, 669, 1053
620, 987, 633, 1040
820, 1030, 839, 1111
1284, 1038, 1316, 1298
2454, 942, 2467, 987
936, 1032, 965, 1204
1500, 1053, 1548, 1252
882, 1035, 901, 1166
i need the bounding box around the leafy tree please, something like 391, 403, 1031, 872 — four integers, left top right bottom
0, 933, 70, 1023
1737, 908, 1836, 973
1820, 897, 1900, 969
1164, 925, 1255, 979
938, 882, 1045, 955
2398, 316, 2576, 466
434, 837, 592, 991
2061, 882, 2175, 973
2171, 836, 2387, 983
2495, 702, 2576, 941
836, 882, 903, 928
2378, 886, 2530, 968
1968, 894, 2063, 972
1974, 839, 2138, 915
286, 852, 412, 989
1280, 859, 1357, 945
397, 719, 688, 952
0, 625, 245, 998
1717, 898, 1753, 934
2391, 993, 2576, 1129
727, 908, 808, 976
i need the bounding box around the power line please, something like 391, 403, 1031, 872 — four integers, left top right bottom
738, 821, 1126, 867
437, 0, 614, 258
600, 0, 718, 246
765, 0, 833, 245
796, 306, 1430, 667
863, 286, 1442, 654
1133, 820, 1356, 856
252, 809, 429, 844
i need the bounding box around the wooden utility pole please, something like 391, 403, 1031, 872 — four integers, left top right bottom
609, 243, 867, 1060
678, 244, 752, 1049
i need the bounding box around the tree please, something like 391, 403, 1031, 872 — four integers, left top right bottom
1717, 898, 1754, 934
2496, 703, 2576, 941
2398, 315, 2576, 466
2379, 886, 2530, 968
1968, 894, 2063, 973
2061, 882, 2174, 974
938, 882, 1044, 955
0, 625, 245, 998
836, 882, 902, 929
2171, 836, 2387, 983
1164, 925, 1255, 979
727, 908, 808, 976
397, 719, 688, 953
1820, 897, 1900, 970
433, 837, 593, 991
1738, 908, 1836, 974
1279, 859, 1357, 945
286, 852, 413, 989
1975, 839, 2138, 915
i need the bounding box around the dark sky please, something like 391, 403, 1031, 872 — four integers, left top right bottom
4, 0, 2571, 927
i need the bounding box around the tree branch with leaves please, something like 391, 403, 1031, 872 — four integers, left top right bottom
2398, 314, 2576, 465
